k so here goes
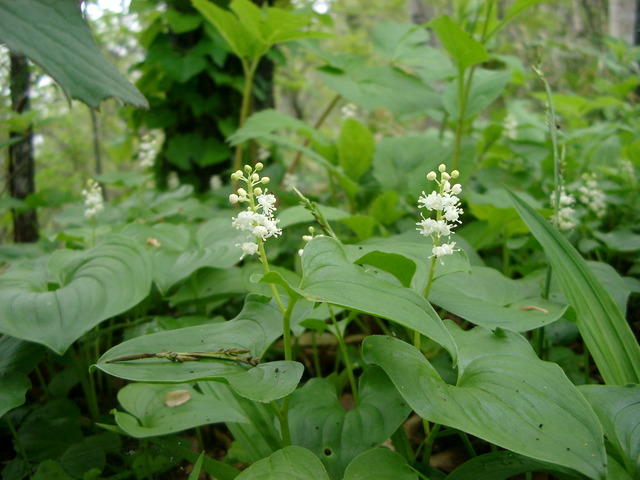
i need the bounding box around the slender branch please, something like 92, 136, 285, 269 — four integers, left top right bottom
105, 349, 260, 366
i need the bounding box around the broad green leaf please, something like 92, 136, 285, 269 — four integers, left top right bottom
369, 191, 404, 226
372, 134, 451, 197
343, 448, 418, 480
487, 0, 548, 41
121, 218, 245, 295
579, 384, 640, 476
443, 69, 512, 120
344, 238, 470, 293
337, 119, 375, 181
429, 266, 567, 332
113, 383, 247, 438
193, 0, 328, 62
0, 0, 147, 108
235, 446, 330, 480
444, 451, 585, 480
229, 110, 359, 199
0, 371, 31, 417
289, 367, 411, 480
0, 236, 152, 354
363, 326, 607, 480
17, 399, 83, 462
192, 0, 264, 60
594, 229, 640, 252
96, 296, 303, 402
507, 189, 640, 385
59, 432, 120, 478
320, 65, 440, 117
278, 204, 350, 229
300, 237, 457, 358
429, 15, 488, 71
32, 460, 75, 480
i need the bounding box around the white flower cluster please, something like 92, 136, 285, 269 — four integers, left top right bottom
230, 163, 282, 259
550, 186, 576, 230
82, 179, 104, 219
577, 173, 606, 218
417, 164, 463, 260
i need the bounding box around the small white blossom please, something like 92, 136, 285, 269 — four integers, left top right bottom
417, 165, 463, 262
82, 179, 104, 219
210, 175, 222, 191
230, 163, 283, 260
577, 173, 606, 218
550, 187, 576, 230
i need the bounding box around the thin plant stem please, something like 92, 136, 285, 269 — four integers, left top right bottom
285, 93, 342, 179
34, 364, 49, 402
71, 345, 100, 422
269, 400, 291, 447
421, 422, 441, 465
311, 331, 322, 377
233, 59, 260, 179
459, 431, 477, 457
6, 415, 29, 471
329, 306, 359, 404
415, 251, 439, 349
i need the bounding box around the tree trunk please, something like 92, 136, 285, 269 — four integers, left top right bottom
8, 52, 39, 243
609, 0, 638, 44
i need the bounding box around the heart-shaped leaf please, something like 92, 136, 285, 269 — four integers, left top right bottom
288, 367, 411, 479
96, 295, 303, 402
0, 236, 152, 354
363, 326, 607, 480
428, 266, 567, 332
113, 383, 247, 438
0, 370, 31, 417
122, 218, 245, 294
300, 236, 457, 359
343, 448, 418, 480
0, 0, 147, 108
579, 384, 640, 476
235, 446, 330, 480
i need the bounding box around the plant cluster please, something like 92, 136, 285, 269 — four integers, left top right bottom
1, 1, 640, 480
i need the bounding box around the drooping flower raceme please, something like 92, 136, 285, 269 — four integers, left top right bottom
230, 163, 282, 259
82, 179, 104, 219
417, 164, 463, 261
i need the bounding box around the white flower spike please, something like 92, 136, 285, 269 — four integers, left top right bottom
230, 164, 282, 259
417, 165, 463, 262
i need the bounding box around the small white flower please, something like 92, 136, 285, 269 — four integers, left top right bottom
82, 179, 104, 219
237, 242, 259, 259
417, 165, 463, 262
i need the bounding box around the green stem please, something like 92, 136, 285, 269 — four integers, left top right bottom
415, 255, 439, 349
329, 306, 359, 404
6, 415, 30, 471
270, 400, 291, 447
233, 59, 259, 176
421, 422, 441, 464
71, 345, 100, 422
311, 331, 322, 377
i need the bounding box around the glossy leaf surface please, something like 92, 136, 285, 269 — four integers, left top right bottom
363, 326, 606, 479
508, 189, 640, 385
0, 236, 152, 354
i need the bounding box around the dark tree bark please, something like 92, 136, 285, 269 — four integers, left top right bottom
8, 52, 39, 242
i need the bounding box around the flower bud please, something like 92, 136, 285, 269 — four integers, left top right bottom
244, 164, 253, 173
427, 171, 437, 181
237, 188, 247, 197
229, 193, 239, 204
438, 164, 447, 172
254, 187, 263, 196
255, 162, 264, 171
261, 177, 270, 184
451, 170, 459, 179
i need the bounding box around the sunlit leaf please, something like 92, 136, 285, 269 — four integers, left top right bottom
0, 0, 147, 108
363, 325, 607, 479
